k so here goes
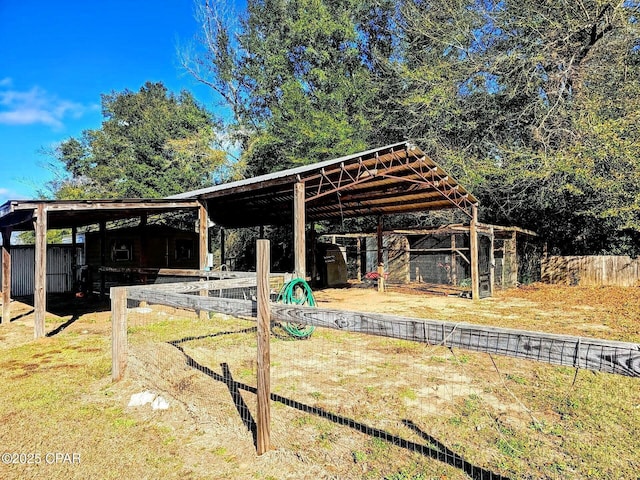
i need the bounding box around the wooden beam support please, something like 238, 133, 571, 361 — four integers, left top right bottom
256, 239, 272, 455
198, 203, 209, 319
512, 230, 518, 286
1, 228, 11, 324
198, 201, 209, 270
139, 214, 148, 268
34, 204, 47, 338
100, 220, 106, 298
71, 226, 78, 293
470, 205, 480, 300
451, 234, 457, 286
376, 216, 384, 265
220, 228, 226, 268
356, 237, 362, 282
489, 225, 495, 296
376, 217, 385, 293
293, 181, 306, 278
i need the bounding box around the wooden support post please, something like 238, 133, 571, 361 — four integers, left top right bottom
310, 223, 318, 283
199, 201, 209, 270
376, 216, 384, 266
470, 205, 480, 300
198, 202, 210, 319
34, 204, 47, 338
293, 181, 306, 279
139, 214, 148, 268
256, 239, 272, 455
489, 226, 495, 296
356, 237, 362, 282
71, 225, 78, 293
220, 228, 226, 268
451, 234, 458, 286
1, 228, 11, 324
512, 231, 518, 286
111, 287, 128, 381
377, 217, 384, 292
100, 220, 106, 298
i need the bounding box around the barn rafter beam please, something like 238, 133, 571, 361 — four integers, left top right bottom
303, 150, 474, 218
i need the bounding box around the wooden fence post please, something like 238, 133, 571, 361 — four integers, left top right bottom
470, 205, 480, 300
34, 204, 47, 338
1, 228, 11, 325
111, 287, 128, 381
293, 181, 306, 279
377, 263, 385, 293
256, 239, 272, 455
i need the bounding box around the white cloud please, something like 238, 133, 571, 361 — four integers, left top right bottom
0, 80, 90, 129
0, 187, 25, 203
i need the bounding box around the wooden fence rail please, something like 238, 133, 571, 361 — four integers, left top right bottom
115, 286, 640, 378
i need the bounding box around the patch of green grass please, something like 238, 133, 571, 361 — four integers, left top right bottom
448, 416, 463, 426
352, 450, 367, 463
399, 387, 417, 401
496, 437, 525, 458
506, 373, 527, 384
211, 446, 227, 456
292, 414, 314, 427
385, 469, 427, 480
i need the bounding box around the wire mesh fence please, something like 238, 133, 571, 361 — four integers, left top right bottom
113, 263, 640, 479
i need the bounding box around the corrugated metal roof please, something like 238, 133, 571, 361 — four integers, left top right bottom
0, 142, 479, 232
171, 142, 478, 228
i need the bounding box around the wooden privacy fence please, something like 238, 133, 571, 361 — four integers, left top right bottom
111, 240, 640, 454
542, 255, 640, 287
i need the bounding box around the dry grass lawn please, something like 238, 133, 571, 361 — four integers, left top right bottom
0, 283, 638, 479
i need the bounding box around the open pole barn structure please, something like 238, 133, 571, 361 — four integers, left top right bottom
171, 141, 481, 292
0, 198, 207, 337
0, 142, 480, 337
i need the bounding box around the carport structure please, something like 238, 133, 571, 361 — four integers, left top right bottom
172, 141, 481, 293
0, 198, 205, 337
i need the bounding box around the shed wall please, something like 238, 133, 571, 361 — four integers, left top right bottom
0, 245, 84, 296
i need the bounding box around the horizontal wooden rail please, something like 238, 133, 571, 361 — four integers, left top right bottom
121, 286, 640, 377
269, 304, 640, 378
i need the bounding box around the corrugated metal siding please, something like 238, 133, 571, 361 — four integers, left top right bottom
9, 247, 35, 296
0, 245, 85, 296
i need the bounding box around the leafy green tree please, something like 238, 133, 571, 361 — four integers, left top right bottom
49, 81, 226, 199
187, 0, 640, 255
185, 0, 401, 176
394, 0, 640, 254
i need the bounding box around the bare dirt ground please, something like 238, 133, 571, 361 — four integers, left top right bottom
1, 283, 639, 479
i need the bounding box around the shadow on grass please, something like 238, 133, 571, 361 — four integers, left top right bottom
168, 330, 510, 480
11, 293, 110, 336
9, 308, 35, 322
170, 328, 259, 446
46, 314, 81, 337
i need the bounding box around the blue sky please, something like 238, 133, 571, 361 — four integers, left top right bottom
0, 0, 242, 204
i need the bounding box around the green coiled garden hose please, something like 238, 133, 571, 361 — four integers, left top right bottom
276, 277, 316, 339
